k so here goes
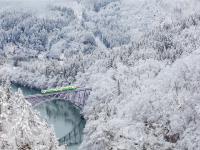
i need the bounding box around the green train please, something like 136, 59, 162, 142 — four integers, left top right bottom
41, 86, 78, 94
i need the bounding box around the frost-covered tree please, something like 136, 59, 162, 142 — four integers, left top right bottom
0, 84, 64, 150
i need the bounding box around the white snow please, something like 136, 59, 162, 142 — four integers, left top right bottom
1, 0, 200, 149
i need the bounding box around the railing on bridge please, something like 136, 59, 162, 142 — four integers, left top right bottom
58, 118, 86, 146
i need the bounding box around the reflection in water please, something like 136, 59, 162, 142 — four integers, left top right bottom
35, 100, 84, 139
11, 83, 40, 95
11, 84, 85, 150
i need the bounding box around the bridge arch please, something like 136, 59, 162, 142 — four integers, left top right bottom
25, 88, 91, 146
25, 88, 92, 109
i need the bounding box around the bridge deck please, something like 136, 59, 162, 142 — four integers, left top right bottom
25, 88, 92, 109
26, 88, 91, 97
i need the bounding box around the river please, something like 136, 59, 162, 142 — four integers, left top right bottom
11, 84, 85, 150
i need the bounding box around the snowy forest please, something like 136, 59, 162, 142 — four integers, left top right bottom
1, 0, 200, 149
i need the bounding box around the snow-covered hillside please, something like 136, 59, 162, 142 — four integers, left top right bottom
1, 0, 200, 149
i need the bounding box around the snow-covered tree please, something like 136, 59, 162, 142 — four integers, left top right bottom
0, 83, 64, 150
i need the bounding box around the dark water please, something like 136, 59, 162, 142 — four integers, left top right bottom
11, 84, 85, 150
11, 83, 40, 95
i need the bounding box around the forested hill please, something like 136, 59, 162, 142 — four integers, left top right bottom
0, 0, 130, 89
1, 0, 200, 149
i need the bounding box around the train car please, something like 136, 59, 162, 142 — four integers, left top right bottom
41, 86, 77, 94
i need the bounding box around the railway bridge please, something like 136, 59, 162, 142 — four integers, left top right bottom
25, 88, 92, 146
25, 88, 91, 109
